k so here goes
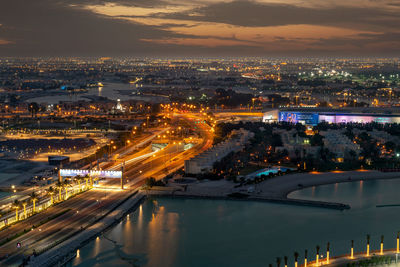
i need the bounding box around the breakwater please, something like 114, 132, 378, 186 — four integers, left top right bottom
146, 191, 350, 210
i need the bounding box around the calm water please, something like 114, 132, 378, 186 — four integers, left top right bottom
27, 82, 168, 104
70, 179, 400, 267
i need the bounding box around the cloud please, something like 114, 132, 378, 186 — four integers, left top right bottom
0, 39, 12, 45
0, 0, 180, 56
141, 37, 259, 47
161, 0, 400, 31
0, 0, 399, 56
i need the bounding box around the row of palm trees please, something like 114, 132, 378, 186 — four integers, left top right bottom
12, 191, 38, 222
272, 234, 399, 267
11, 174, 93, 223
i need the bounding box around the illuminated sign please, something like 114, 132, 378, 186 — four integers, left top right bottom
279, 112, 319, 125
60, 169, 122, 179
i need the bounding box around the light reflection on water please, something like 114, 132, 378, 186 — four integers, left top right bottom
69, 179, 400, 267
27, 82, 167, 104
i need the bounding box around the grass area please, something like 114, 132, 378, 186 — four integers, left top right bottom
346, 255, 394, 266
0, 208, 71, 247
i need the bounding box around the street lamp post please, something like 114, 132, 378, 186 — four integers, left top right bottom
326, 242, 330, 264
304, 249, 308, 267
351, 240, 354, 259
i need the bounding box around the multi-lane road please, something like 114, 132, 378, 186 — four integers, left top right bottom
0, 112, 214, 266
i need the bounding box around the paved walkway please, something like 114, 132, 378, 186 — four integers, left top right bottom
301, 249, 400, 267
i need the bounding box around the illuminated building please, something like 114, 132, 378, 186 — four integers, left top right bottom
263, 108, 400, 125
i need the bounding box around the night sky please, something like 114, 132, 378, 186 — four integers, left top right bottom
1, 0, 399, 57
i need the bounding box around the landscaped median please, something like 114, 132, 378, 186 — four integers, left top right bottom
0, 209, 71, 248
0, 179, 93, 231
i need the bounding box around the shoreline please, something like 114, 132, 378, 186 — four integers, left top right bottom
146, 170, 400, 210
273, 170, 400, 198
26, 170, 400, 266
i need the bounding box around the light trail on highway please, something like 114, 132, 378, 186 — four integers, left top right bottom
0, 111, 214, 266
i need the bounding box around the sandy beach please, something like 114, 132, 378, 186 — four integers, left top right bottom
147, 170, 400, 209
257, 170, 400, 198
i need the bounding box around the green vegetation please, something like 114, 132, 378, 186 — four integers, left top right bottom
346, 256, 393, 267
212, 120, 400, 175
144, 177, 165, 188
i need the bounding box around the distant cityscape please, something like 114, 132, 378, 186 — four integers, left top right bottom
0, 56, 397, 267
3, 0, 400, 264
0, 57, 399, 266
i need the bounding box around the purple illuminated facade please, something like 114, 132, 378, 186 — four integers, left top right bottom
264, 109, 400, 125
318, 114, 400, 124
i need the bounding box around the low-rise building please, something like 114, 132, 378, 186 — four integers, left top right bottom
320, 130, 360, 162
184, 129, 254, 174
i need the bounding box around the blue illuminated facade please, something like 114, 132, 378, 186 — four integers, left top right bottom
279, 111, 319, 125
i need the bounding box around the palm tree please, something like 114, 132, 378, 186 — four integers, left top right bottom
276, 257, 281, 267
84, 174, 90, 190
55, 181, 64, 202
47, 186, 55, 204
12, 200, 20, 222
30, 192, 38, 213
381, 235, 384, 254
316, 245, 320, 266
367, 234, 370, 256
74, 175, 83, 192
22, 200, 28, 219
64, 179, 71, 199
89, 174, 93, 187
294, 252, 299, 267
284, 256, 288, 267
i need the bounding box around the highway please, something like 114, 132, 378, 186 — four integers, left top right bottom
0, 188, 126, 266
0, 112, 214, 266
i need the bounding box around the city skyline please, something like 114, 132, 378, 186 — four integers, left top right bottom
1, 1, 400, 266
1, 0, 400, 57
